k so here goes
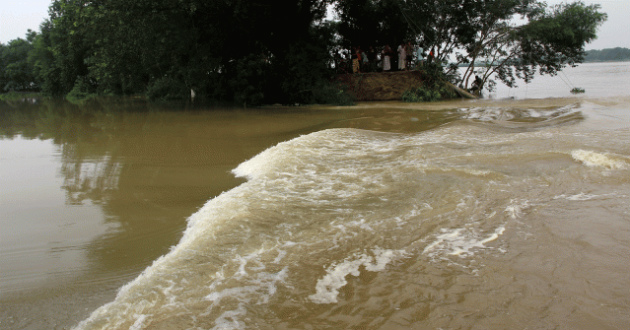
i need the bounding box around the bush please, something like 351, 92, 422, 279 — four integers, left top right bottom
570, 87, 585, 94
312, 82, 355, 106
402, 83, 456, 102
0, 91, 42, 102
66, 77, 98, 104
146, 76, 188, 101
402, 61, 458, 102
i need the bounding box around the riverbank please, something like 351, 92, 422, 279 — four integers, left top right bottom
335, 70, 476, 102
0, 91, 41, 102
336, 70, 427, 101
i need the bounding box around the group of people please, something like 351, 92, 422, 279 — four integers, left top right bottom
346, 42, 434, 74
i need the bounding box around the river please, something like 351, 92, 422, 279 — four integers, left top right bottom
1, 62, 629, 329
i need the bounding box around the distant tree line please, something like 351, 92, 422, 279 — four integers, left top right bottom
584, 48, 630, 62
1, 0, 606, 105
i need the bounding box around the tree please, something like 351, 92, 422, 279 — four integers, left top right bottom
23, 0, 606, 103
30, 19, 63, 96
0, 43, 5, 91
0, 31, 39, 92
0, 30, 38, 92
334, 0, 409, 48
466, 1, 606, 93
27, 1, 95, 96
396, 0, 606, 94
28, 0, 342, 105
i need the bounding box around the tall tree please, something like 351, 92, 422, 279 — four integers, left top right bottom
397, 0, 606, 93
0, 31, 39, 92
25, 0, 606, 102
334, 0, 409, 48
30, 0, 340, 105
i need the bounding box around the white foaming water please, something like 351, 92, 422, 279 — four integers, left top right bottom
129, 315, 148, 330
232, 129, 398, 181
205, 267, 289, 330
553, 192, 619, 201
422, 225, 506, 258
571, 149, 630, 169
505, 199, 530, 219
457, 104, 579, 122
309, 248, 406, 304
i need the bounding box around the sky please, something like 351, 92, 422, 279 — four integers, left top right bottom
1, 0, 628, 50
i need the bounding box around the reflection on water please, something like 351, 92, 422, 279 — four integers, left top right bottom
1, 138, 109, 288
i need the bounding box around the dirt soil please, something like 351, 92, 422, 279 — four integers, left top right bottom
336, 71, 427, 101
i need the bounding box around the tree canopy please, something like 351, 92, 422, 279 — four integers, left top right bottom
2, 0, 607, 103
0, 30, 39, 92
395, 0, 607, 93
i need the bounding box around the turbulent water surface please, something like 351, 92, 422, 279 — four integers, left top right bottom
1, 63, 629, 330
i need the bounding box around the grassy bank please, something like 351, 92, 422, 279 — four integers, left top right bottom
0, 92, 43, 102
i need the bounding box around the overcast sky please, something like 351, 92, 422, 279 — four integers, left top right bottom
1, 0, 628, 50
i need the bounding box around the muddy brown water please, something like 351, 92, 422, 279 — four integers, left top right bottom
1, 62, 629, 330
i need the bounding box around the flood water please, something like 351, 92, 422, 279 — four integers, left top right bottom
1, 62, 629, 329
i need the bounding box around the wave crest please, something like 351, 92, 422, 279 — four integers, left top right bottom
571, 149, 629, 169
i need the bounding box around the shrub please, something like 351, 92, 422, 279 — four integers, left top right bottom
403, 83, 456, 102
66, 77, 98, 104
312, 82, 355, 106
570, 87, 585, 94
146, 76, 188, 101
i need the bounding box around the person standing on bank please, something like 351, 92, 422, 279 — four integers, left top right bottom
397, 43, 406, 70
382, 45, 392, 71
416, 44, 424, 67
367, 46, 377, 72
361, 48, 369, 71
352, 47, 361, 73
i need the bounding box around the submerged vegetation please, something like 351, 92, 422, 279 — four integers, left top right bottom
402, 63, 457, 102
0, 91, 42, 102
570, 87, 586, 94
402, 84, 456, 102
0, 1, 606, 106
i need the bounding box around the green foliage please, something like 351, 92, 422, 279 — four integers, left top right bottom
29, 20, 64, 96
480, 1, 606, 91
2, 0, 608, 105
0, 32, 38, 92
516, 1, 607, 71
402, 86, 438, 102
402, 82, 456, 102
227, 54, 272, 107
335, 0, 409, 48
312, 83, 355, 106
66, 76, 98, 104
146, 76, 189, 102
394, 0, 607, 94
403, 63, 456, 102
42, 1, 92, 95
274, 22, 342, 104
570, 87, 585, 94
0, 92, 42, 102
23, 0, 341, 105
